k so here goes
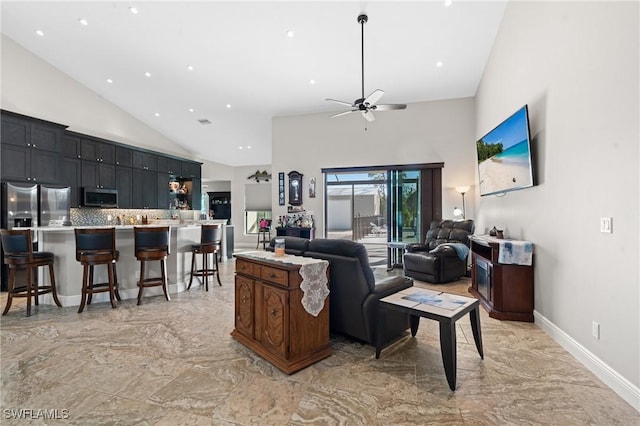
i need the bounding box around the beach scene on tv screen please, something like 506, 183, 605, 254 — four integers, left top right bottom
477, 107, 533, 195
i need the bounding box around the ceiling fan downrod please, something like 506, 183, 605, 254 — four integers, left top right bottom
358, 14, 368, 102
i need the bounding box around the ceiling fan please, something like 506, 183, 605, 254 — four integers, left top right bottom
326, 14, 407, 122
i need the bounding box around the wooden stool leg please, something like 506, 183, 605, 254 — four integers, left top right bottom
161, 258, 170, 301
203, 252, 209, 292
108, 263, 117, 309
87, 266, 94, 305
33, 267, 39, 306
137, 260, 146, 305
2, 267, 16, 315
25, 266, 32, 317
49, 263, 62, 307
113, 261, 122, 301
188, 250, 196, 290
215, 251, 222, 286
78, 264, 89, 313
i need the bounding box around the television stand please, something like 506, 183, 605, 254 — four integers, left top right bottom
468, 235, 534, 322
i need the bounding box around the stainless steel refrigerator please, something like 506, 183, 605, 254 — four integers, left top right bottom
1, 182, 71, 290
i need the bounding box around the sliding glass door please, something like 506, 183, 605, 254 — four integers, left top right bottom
325, 169, 421, 267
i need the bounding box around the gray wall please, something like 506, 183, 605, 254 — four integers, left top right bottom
272, 97, 477, 235
475, 0, 639, 396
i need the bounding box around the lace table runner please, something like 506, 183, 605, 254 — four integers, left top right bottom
239, 252, 329, 317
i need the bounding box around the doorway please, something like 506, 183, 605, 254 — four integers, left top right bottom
323, 163, 443, 268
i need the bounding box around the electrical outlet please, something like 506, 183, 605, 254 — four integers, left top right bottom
600, 217, 612, 233
107, 215, 112, 221
592, 321, 600, 339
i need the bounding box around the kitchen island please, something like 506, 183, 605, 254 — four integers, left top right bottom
28, 221, 230, 307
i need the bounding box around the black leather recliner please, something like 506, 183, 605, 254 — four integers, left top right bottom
267, 237, 414, 345
403, 219, 475, 283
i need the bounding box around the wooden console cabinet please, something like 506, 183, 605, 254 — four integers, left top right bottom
468, 236, 534, 322
231, 254, 331, 373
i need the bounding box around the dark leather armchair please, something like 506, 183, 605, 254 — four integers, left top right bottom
403, 219, 475, 283
305, 239, 413, 345
267, 237, 414, 345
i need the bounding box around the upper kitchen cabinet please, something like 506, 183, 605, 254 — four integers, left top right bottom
181, 160, 201, 179
1, 111, 66, 184
115, 146, 133, 167
133, 151, 157, 171
157, 156, 182, 176
81, 136, 116, 164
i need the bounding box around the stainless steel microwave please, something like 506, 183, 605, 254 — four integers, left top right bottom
82, 188, 118, 208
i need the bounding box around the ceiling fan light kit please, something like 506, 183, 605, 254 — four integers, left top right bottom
326, 14, 407, 123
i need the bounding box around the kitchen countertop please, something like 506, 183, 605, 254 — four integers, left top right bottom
20, 220, 229, 232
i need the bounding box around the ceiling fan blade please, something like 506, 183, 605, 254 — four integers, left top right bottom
372, 103, 407, 111
362, 110, 376, 122
330, 110, 357, 119
326, 98, 354, 107
363, 89, 384, 106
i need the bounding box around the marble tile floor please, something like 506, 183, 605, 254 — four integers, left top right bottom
1, 261, 638, 425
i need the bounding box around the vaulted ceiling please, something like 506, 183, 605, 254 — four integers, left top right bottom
1, 1, 506, 166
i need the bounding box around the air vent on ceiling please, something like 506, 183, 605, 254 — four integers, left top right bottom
197, 119, 212, 125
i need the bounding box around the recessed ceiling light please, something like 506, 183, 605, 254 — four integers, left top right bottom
309, 79, 316, 85
226, 104, 232, 109
154, 112, 160, 117
144, 72, 151, 77
436, 61, 443, 68
78, 18, 88, 26
247, 146, 252, 149
444, 0, 453, 7
286, 30, 294, 38
187, 65, 194, 71
238, 146, 243, 150
35, 29, 44, 37
106, 78, 113, 84
129, 6, 138, 15
188, 108, 194, 112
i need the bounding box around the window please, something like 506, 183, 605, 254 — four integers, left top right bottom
244, 183, 272, 235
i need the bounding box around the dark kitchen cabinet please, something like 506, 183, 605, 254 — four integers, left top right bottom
116, 166, 133, 208
1, 112, 65, 184
115, 146, 133, 167
63, 134, 82, 159
157, 156, 182, 176
82, 161, 116, 189
132, 169, 157, 209
1, 144, 62, 184
191, 178, 201, 211
181, 161, 201, 179
157, 173, 170, 210
62, 158, 81, 207
81, 137, 115, 164
133, 151, 157, 171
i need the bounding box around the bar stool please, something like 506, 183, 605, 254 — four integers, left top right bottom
188, 224, 223, 291
74, 227, 121, 314
1, 228, 62, 317
256, 219, 271, 250
134, 226, 170, 305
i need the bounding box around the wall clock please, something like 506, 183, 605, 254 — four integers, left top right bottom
288, 171, 303, 206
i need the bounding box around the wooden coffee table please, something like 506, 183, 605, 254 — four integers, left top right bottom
376, 287, 483, 391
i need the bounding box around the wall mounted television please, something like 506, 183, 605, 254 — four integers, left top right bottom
476, 105, 534, 196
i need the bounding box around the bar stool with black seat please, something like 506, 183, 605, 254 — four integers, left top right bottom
188, 223, 223, 291
134, 226, 170, 305
1, 228, 62, 317
74, 227, 121, 314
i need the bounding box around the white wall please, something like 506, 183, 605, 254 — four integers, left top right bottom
272, 97, 476, 235
230, 165, 272, 246
1, 35, 189, 159
475, 0, 639, 401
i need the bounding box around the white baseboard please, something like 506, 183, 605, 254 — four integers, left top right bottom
534, 310, 640, 412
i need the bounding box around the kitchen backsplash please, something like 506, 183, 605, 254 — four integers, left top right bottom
70, 208, 202, 226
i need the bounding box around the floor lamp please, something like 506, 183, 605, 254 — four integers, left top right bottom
454, 186, 470, 219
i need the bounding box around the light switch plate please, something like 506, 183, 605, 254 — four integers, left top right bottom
600, 217, 612, 233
